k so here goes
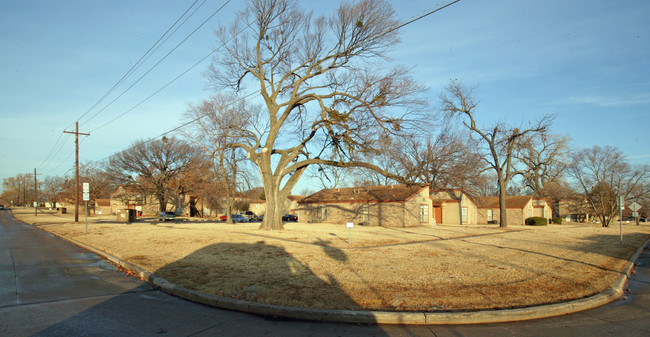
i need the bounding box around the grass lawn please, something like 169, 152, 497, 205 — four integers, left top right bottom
11, 208, 650, 312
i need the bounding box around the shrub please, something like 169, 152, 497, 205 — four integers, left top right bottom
551, 217, 563, 224
525, 217, 548, 226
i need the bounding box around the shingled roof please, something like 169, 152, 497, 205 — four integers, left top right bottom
95, 198, 110, 207
475, 195, 533, 209
298, 185, 427, 204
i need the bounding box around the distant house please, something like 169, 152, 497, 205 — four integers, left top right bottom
558, 198, 592, 223
110, 186, 159, 215
475, 196, 551, 225
94, 198, 112, 215
297, 185, 431, 227
285, 195, 306, 215
249, 199, 266, 217
430, 189, 478, 225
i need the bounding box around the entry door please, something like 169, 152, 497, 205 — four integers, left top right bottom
433, 206, 442, 224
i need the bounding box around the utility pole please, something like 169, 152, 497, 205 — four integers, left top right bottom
64, 121, 90, 222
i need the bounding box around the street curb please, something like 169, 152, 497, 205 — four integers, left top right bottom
27, 220, 649, 325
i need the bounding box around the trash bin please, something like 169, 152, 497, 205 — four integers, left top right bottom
60, 207, 67, 214
117, 209, 137, 223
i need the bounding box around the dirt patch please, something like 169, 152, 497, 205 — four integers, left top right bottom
12, 208, 650, 311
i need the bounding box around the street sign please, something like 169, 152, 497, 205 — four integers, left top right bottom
83, 193, 90, 201
82, 182, 89, 193
629, 202, 641, 212
346, 222, 354, 246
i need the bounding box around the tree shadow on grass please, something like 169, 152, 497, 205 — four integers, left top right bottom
153, 241, 365, 312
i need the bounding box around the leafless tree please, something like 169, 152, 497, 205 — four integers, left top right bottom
41, 176, 65, 208
516, 132, 570, 197
567, 145, 649, 227
440, 80, 553, 227
1, 174, 31, 206
183, 93, 260, 222
207, 0, 428, 229
60, 162, 114, 203
309, 164, 352, 190
104, 137, 201, 213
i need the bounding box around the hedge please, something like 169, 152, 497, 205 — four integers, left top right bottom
551, 217, 563, 224
525, 217, 548, 226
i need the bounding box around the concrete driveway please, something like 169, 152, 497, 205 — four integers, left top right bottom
1, 209, 648, 336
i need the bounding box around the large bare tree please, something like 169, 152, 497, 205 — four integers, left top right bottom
440, 80, 553, 227
207, 0, 428, 229
104, 137, 201, 213
41, 176, 65, 208
568, 145, 649, 227
59, 162, 114, 205
349, 129, 484, 192
183, 94, 260, 222
516, 132, 570, 197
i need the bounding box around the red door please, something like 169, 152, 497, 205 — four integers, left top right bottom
433, 206, 442, 224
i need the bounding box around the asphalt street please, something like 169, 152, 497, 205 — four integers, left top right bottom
1, 209, 648, 336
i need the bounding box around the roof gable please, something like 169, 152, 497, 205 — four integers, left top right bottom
299, 185, 427, 204
95, 198, 110, 207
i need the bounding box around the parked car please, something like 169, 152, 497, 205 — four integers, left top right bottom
240, 210, 256, 219
158, 211, 176, 221
282, 214, 298, 222
0, 204, 5, 210
220, 214, 250, 223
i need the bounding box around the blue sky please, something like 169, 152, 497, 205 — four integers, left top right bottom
1, 0, 649, 194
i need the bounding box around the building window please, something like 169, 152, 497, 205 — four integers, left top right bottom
462, 207, 468, 223
321, 206, 327, 220
420, 205, 429, 223
487, 209, 493, 221
529, 209, 533, 217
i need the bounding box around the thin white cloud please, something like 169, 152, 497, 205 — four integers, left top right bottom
567, 94, 650, 108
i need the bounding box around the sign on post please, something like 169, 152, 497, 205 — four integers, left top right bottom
629, 202, 641, 212
82, 183, 90, 233
346, 222, 354, 246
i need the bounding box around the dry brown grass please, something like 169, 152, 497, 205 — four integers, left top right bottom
12, 208, 650, 312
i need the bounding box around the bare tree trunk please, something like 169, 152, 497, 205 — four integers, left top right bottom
158, 195, 166, 213
260, 176, 285, 230
498, 178, 508, 228
225, 196, 234, 224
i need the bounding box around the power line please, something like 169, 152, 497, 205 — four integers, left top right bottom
81, 0, 232, 129
38, 0, 205, 173
76, 0, 204, 124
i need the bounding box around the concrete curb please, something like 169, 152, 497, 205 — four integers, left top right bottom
29, 220, 649, 325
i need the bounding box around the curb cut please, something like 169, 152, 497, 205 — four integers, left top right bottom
27, 220, 649, 325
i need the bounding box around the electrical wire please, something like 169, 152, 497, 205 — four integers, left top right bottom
76, 0, 203, 125
81, 0, 231, 129
37, 0, 205, 174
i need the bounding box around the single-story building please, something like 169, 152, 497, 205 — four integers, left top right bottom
297, 184, 431, 227
94, 198, 112, 215
475, 195, 551, 225
430, 189, 478, 225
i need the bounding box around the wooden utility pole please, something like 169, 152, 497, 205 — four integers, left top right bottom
64, 122, 90, 222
